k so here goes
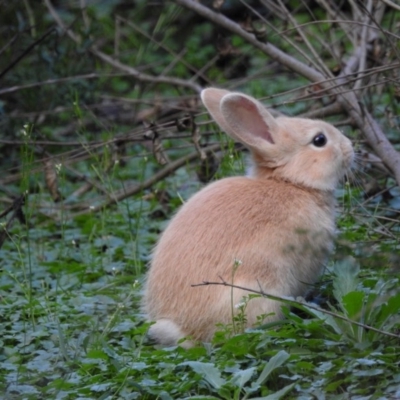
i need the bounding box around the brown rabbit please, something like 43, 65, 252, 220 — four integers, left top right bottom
143, 88, 354, 347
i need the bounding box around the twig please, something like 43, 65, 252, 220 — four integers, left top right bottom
192, 278, 400, 340
380, 0, 400, 12
353, 1, 371, 91
173, 0, 400, 187
276, 19, 400, 43
44, 0, 202, 93
90, 47, 202, 93
315, 0, 355, 45
238, 0, 322, 76
0, 73, 132, 95
71, 142, 223, 216
175, 0, 327, 84
276, 0, 333, 78
0, 195, 27, 250
0, 27, 55, 80
299, 101, 343, 119
117, 16, 211, 85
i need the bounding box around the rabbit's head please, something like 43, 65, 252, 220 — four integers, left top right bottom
201, 88, 354, 191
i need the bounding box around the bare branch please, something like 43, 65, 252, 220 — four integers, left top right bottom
276, 0, 333, 78
174, 0, 328, 84
0, 73, 134, 95
70, 142, 223, 217
89, 46, 201, 93
352, 0, 373, 91
44, 0, 202, 93
299, 102, 343, 119
174, 0, 400, 186
380, 0, 400, 12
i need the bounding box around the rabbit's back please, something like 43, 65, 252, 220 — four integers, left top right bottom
144, 176, 334, 342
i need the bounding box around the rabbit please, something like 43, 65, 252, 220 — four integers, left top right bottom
142, 88, 354, 347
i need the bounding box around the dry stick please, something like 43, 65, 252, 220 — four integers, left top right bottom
276, 0, 333, 78
192, 279, 400, 340
381, 0, 400, 12
0, 73, 132, 95
264, 62, 400, 106
299, 102, 344, 119
64, 164, 112, 198
239, 0, 319, 72
0, 118, 212, 185
0, 32, 18, 57
44, 0, 202, 94
277, 19, 400, 42
0, 195, 27, 250
297, 77, 399, 105
0, 27, 55, 80
315, 0, 355, 45
173, 0, 400, 187
352, 0, 373, 91
89, 47, 202, 93
337, 91, 400, 186
71, 143, 223, 216
174, 1, 330, 81
0, 138, 112, 185
117, 16, 212, 85
259, 0, 286, 20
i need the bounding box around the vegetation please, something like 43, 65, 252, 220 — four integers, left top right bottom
0, 0, 399, 398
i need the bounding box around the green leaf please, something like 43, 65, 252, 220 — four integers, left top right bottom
332, 259, 360, 301
180, 361, 226, 389
230, 367, 256, 390
250, 382, 296, 399
342, 291, 365, 319
374, 292, 400, 327
182, 397, 221, 400
253, 350, 290, 388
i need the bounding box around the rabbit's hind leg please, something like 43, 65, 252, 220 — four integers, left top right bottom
231, 281, 285, 326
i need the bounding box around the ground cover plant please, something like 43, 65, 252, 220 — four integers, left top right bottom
0, 0, 400, 399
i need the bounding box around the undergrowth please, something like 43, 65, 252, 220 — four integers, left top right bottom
1, 140, 399, 399
1, 1, 400, 399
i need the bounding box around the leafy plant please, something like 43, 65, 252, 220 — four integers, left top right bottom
1, 1, 400, 399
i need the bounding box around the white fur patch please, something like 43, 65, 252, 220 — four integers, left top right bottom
148, 319, 193, 348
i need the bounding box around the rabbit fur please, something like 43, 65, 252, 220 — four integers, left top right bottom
143, 88, 354, 347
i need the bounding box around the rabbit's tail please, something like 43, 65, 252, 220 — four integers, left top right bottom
147, 319, 193, 348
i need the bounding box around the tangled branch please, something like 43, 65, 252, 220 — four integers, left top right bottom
174, 0, 400, 186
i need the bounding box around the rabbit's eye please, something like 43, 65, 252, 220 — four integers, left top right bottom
312, 133, 327, 147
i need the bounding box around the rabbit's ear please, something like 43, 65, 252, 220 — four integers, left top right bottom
220, 93, 278, 151
201, 88, 232, 135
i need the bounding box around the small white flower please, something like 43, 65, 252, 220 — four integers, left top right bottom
55, 163, 62, 174
234, 258, 243, 266
89, 205, 95, 210
235, 302, 246, 309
